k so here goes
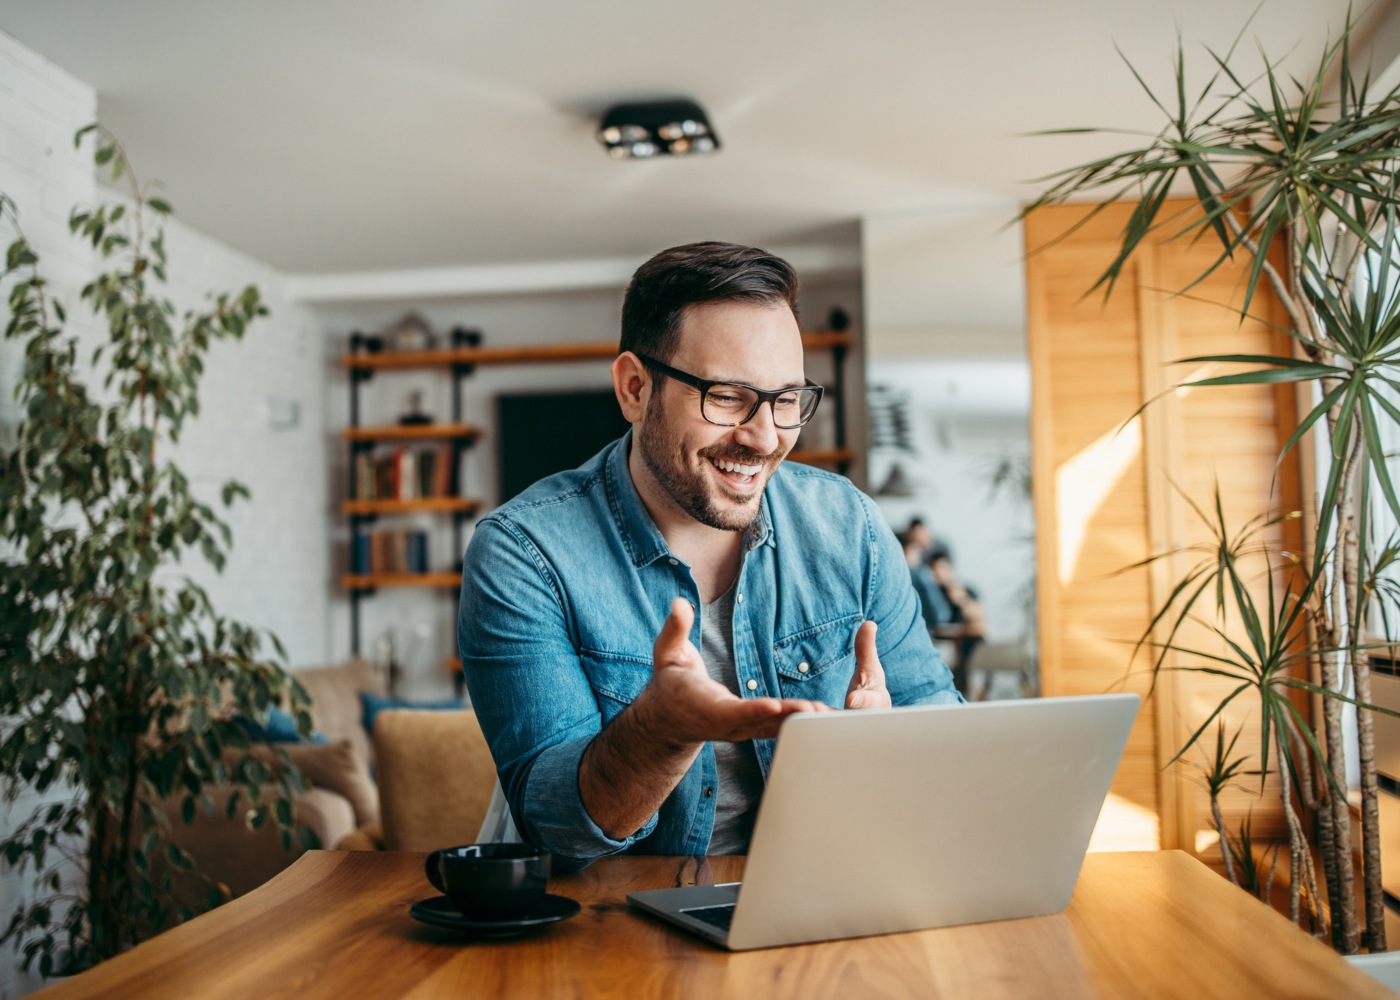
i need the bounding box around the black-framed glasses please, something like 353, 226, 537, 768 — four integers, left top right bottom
634, 353, 824, 428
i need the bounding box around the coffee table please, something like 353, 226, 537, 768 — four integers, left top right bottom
29, 850, 1391, 999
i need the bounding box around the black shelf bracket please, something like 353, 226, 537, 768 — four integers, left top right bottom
349, 331, 376, 385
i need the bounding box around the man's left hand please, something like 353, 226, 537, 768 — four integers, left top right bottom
846, 621, 892, 710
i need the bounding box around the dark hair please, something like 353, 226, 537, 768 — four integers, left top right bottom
620, 242, 800, 362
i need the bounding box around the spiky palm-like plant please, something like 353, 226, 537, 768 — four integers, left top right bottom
1025, 18, 1400, 952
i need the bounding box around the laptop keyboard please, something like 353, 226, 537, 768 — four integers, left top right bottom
682, 904, 736, 932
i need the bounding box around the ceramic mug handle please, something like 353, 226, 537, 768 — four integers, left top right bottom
424, 850, 446, 893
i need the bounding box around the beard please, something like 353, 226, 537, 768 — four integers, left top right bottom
637, 392, 784, 532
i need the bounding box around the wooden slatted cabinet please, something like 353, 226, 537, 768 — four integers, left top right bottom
1024, 199, 1303, 857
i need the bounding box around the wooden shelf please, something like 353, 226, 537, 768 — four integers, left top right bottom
344, 342, 617, 371
343, 423, 479, 442
342, 497, 482, 516
341, 332, 851, 371
343, 573, 462, 590
799, 331, 852, 351
788, 447, 854, 467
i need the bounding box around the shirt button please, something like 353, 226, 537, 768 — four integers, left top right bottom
668, 558, 678, 566
798, 661, 810, 673
745, 679, 758, 691
704, 787, 714, 798
737, 593, 744, 603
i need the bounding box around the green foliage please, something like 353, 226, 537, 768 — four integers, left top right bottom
0, 127, 313, 974
1197, 724, 1280, 902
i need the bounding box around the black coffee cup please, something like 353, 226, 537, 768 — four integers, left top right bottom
424, 843, 551, 920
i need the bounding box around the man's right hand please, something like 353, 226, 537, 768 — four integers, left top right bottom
635, 598, 829, 746
580, 597, 827, 841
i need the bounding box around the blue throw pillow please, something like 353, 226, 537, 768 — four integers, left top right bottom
358, 691, 465, 736
235, 705, 330, 745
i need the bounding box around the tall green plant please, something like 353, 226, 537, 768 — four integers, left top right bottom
1024, 17, 1400, 952
0, 128, 313, 975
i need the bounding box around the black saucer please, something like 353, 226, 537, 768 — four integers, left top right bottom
409, 894, 581, 936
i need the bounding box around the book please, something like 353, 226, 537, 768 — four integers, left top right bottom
401, 449, 418, 501
418, 449, 436, 498
354, 453, 375, 500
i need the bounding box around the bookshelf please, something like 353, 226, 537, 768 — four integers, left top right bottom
343, 423, 479, 443
343, 497, 482, 517
340, 327, 855, 659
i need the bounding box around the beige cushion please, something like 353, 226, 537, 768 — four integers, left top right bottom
246, 740, 379, 829
289, 659, 385, 767
373, 709, 498, 852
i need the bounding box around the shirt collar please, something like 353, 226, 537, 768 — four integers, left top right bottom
605, 431, 777, 566
605, 431, 672, 567
745, 493, 774, 552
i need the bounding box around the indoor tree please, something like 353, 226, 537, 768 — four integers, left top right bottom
1024, 18, 1400, 952
0, 127, 314, 975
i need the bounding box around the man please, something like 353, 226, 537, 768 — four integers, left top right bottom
905, 516, 951, 565
902, 527, 954, 633
459, 242, 960, 870
928, 551, 986, 697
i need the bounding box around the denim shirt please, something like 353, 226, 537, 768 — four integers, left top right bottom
458, 432, 960, 869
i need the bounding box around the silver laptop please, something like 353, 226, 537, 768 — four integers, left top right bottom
627, 693, 1139, 950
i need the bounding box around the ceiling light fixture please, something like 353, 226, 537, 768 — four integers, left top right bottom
597, 99, 720, 159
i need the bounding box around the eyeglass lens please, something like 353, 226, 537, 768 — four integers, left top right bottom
702, 384, 821, 428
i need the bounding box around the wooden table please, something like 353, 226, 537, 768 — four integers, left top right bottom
34, 850, 1391, 999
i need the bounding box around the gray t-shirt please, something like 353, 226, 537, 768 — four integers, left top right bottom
700, 585, 765, 854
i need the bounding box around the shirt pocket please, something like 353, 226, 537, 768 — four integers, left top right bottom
772, 614, 862, 705
578, 649, 652, 724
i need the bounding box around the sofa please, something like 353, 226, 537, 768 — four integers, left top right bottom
160, 658, 387, 904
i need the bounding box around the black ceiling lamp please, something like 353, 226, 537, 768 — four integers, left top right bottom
597, 99, 720, 159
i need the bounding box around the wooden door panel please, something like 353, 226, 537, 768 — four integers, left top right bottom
1026, 200, 1303, 854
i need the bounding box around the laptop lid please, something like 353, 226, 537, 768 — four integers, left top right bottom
649, 693, 1138, 950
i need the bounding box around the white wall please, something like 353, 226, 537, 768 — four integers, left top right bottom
152, 209, 330, 669
0, 32, 98, 446
0, 32, 97, 1000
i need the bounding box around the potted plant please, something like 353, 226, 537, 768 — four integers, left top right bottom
1023, 17, 1400, 952
0, 127, 313, 977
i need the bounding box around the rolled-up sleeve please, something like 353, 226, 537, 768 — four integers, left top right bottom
458, 517, 659, 868
859, 494, 964, 707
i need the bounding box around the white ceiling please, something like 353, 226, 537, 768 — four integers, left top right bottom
0, 0, 1383, 277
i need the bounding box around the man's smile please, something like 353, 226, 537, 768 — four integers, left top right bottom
701, 445, 784, 497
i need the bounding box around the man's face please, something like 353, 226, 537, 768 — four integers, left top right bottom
930, 556, 955, 586
634, 299, 806, 532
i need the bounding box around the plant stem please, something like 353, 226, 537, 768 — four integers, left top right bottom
1327, 438, 1362, 951
1212, 795, 1240, 887
1277, 721, 1326, 936
1353, 645, 1387, 951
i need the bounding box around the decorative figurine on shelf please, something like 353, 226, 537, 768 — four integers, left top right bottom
349, 331, 384, 354
387, 312, 435, 352
398, 389, 433, 426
